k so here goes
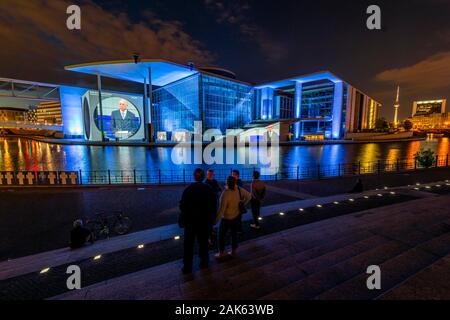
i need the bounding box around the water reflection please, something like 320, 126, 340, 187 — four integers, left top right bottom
0, 137, 450, 172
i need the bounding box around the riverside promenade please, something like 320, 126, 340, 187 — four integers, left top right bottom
1, 172, 450, 299
2, 167, 450, 260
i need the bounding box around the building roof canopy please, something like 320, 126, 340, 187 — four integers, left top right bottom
255, 71, 342, 89
65, 59, 198, 87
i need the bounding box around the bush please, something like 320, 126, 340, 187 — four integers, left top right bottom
414, 148, 435, 168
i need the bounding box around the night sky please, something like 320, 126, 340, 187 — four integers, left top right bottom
1, 0, 450, 121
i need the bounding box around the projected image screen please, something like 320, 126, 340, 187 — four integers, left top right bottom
82, 91, 145, 142
94, 97, 141, 140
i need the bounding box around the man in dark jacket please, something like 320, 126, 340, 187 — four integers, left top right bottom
179, 168, 217, 274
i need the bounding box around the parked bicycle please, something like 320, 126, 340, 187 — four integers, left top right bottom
86, 211, 132, 239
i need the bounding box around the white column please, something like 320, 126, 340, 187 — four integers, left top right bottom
97, 74, 105, 141
331, 81, 344, 139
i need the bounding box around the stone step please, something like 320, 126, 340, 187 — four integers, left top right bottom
312, 223, 450, 300
149, 233, 386, 300
262, 239, 410, 300
378, 254, 450, 300
314, 247, 439, 300
138, 230, 374, 299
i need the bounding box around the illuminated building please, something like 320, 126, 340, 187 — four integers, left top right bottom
410, 99, 448, 130
35, 102, 63, 125
412, 99, 446, 117
1, 60, 382, 142
255, 71, 381, 140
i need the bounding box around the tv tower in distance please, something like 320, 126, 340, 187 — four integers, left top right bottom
393, 86, 400, 127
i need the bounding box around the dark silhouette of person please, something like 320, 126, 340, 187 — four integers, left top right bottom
350, 178, 364, 193
250, 171, 266, 229
70, 219, 94, 249
179, 168, 217, 274
232, 169, 244, 232
205, 169, 222, 246
110, 99, 137, 133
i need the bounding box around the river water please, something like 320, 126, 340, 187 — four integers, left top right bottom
0, 136, 449, 173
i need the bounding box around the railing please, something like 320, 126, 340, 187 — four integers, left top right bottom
1, 155, 448, 186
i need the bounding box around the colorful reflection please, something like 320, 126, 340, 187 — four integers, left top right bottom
0, 137, 450, 172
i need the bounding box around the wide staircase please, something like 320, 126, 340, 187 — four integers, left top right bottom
54, 195, 450, 300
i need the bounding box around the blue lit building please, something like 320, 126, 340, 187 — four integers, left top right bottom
0, 60, 381, 143
152, 71, 253, 142
254, 71, 381, 140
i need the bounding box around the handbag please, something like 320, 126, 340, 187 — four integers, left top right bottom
238, 187, 248, 215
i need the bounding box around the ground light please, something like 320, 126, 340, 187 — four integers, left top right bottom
436, 184, 441, 187
384, 187, 388, 190
137, 244, 145, 249
414, 187, 420, 190
349, 198, 355, 202
316, 205, 322, 208
416, 183, 421, 186
39, 267, 50, 274
258, 217, 263, 221
174, 236, 181, 240
93, 255, 102, 261
333, 201, 339, 204
377, 194, 383, 197
390, 191, 396, 195
364, 196, 369, 199
298, 208, 304, 212
425, 186, 431, 189
279, 212, 285, 216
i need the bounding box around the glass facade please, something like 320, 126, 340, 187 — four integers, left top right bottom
152, 73, 253, 141
201, 74, 253, 133
301, 84, 334, 118
152, 74, 201, 141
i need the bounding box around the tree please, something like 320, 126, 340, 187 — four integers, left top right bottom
403, 120, 413, 131
375, 117, 389, 132
415, 149, 435, 168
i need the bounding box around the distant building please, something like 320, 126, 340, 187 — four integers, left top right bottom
35, 101, 63, 125
0, 108, 26, 122
409, 99, 448, 130
412, 99, 446, 117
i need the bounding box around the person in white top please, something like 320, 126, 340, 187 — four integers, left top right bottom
215, 176, 251, 258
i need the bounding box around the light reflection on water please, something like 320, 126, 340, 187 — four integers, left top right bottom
0, 137, 449, 172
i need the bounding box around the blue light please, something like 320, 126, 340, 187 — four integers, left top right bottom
60, 86, 87, 137
260, 87, 274, 120
294, 81, 302, 139
331, 81, 343, 139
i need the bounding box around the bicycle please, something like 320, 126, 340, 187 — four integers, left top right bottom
86, 211, 132, 239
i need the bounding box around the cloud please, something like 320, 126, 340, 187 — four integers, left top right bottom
375, 51, 450, 94
204, 0, 285, 61
0, 0, 213, 82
